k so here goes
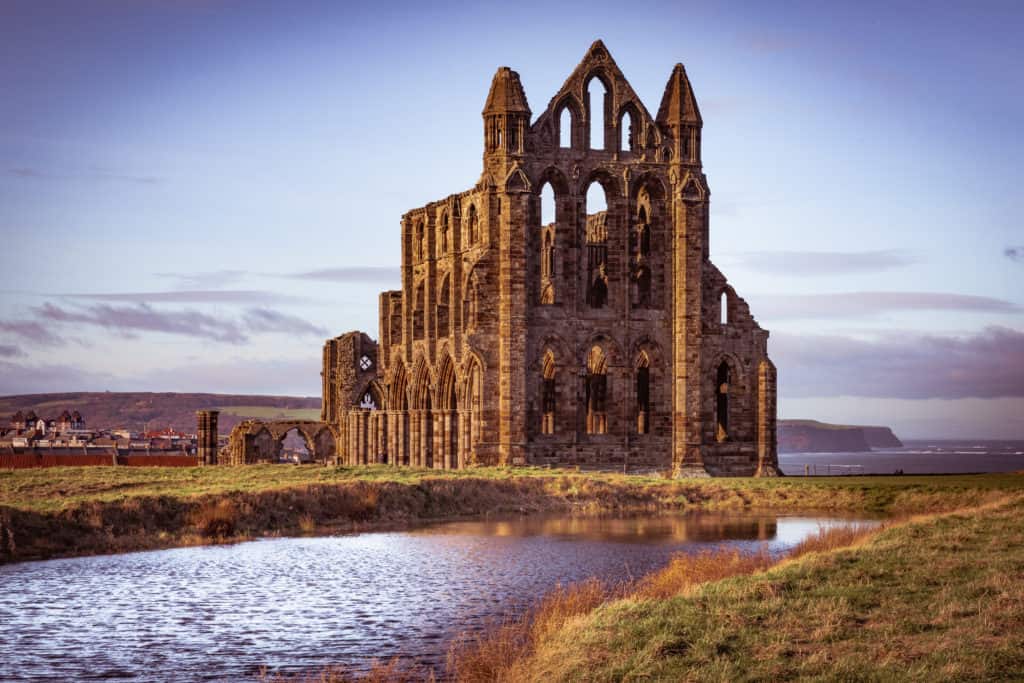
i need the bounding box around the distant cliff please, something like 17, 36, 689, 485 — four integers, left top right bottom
778, 420, 903, 453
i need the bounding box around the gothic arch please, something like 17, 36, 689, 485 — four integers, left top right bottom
388, 361, 410, 411
534, 166, 572, 197
578, 333, 624, 369
410, 354, 436, 410
618, 100, 643, 153
553, 95, 583, 149
436, 353, 459, 411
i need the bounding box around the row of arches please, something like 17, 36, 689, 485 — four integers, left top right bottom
555, 73, 653, 154
536, 170, 665, 310
412, 204, 480, 263
537, 345, 655, 438
411, 268, 483, 340
343, 355, 486, 468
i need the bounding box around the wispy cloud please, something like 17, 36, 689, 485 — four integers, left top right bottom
0, 344, 24, 358
60, 290, 309, 305
242, 308, 327, 336
0, 319, 65, 346
8, 167, 161, 185
753, 291, 1020, 320
155, 270, 249, 288
732, 249, 916, 276
1006, 246, 1024, 263
31, 302, 328, 345
772, 326, 1024, 399
284, 266, 400, 283
36, 302, 249, 344
0, 356, 321, 396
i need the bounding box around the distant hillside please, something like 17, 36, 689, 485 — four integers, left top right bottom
778, 419, 903, 453
1, 393, 902, 451
0, 392, 321, 434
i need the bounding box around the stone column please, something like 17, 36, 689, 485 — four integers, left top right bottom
756, 359, 780, 476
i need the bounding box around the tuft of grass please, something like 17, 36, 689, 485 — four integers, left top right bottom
632, 548, 775, 600
259, 658, 434, 682
190, 499, 238, 538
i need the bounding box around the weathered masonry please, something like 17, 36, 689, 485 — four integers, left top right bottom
230, 41, 779, 476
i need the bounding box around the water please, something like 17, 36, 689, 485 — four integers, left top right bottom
780, 440, 1024, 476
0, 512, 872, 681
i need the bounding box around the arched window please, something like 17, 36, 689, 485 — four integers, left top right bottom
541, 351, 556, 435
463, 276, 479, 331
467, 205, 478, 245
635, 266, 651, 308
440, 212, 449, 254
636, 353, 650, 434
415, 221, 425, 260
720, 291, 729, 325
716, 361, 730, 442
437, 276, 450, 337
413, 282, 425, 340
587, 77, 606, 150
620, 110, 634, 152
540, 182, 556, 305
559, 107, 573, 149
585, 346, 608, 434
585, 182, 609, 308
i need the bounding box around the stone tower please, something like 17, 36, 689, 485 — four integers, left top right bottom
237, 41, 779, 476
196, 410, 219, 465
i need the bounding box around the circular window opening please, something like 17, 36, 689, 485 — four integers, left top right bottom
359, 355, 373, 371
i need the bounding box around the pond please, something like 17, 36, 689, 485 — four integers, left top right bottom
0, 512, 876, 681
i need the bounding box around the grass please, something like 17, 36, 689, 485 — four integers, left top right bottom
215, 406, 322, 421
0, 465, 1021, 563
492, 496, 1024, 681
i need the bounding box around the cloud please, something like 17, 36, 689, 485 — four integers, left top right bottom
0, 357, 321, 396
753, 291, 1020, 320
0, 319, 65, 346
242, 308, 327, 336
35, 302, 249, 344
30, 302, 327, 345
772, 326, 1024, 399
733, 249, 916, 276
0, 344, 24, 358
1006, 246, 1024, 263
60, 290, 309, 305
155, 270, 249, 288
8, 167, 161, 185
284, 266, 400, 284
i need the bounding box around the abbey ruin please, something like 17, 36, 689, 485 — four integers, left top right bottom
226, 41, 779, 476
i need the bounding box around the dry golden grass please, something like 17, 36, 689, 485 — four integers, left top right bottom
445, 523, 881, 681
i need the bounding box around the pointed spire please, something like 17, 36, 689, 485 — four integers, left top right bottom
656, 63, 702, 128
483, 67, 531, 116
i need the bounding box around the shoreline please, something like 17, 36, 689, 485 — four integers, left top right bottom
2, 465, 1022, 564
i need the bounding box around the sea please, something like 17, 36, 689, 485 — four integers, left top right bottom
778, 440, 1024, 476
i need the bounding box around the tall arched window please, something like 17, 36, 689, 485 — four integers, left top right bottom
587, 77, 606, 150
467, 205, 478, 245
540, 182, 556, 305
463, 275, 479, 331
716, 361, 730, 442
620, 110, 634, 152
440, 212, 449, 254
415, 221, 425, 260
585, 346, 608, 434
636, 353, 650, 434
541, 351, 556, 434
559, 107, 573, 149
413, 282, 425, 340
585, 182, 609, 308
720, 291, 729, 325
437, 276, 450, 337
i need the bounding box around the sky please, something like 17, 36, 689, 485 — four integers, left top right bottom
1, 0, 1022, 439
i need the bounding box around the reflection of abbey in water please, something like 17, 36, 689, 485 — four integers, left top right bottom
222, 41, 779, 476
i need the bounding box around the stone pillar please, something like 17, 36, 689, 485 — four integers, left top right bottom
672, 182, 709, 477
196, 410, 219, 465
418, 410, 428, 468
756, 359, 780, 476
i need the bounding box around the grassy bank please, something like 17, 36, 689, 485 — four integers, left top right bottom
479, 494, 1024, 681
1, 465, 1021, 563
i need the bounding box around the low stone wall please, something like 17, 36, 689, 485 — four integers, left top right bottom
0, 453, 200, 469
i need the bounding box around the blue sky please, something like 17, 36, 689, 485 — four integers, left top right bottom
1, 0, 1022, 438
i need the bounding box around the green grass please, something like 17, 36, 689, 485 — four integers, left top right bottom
514, 494, 1024, 681
1, 465, 1022, 514
214, 405, 322, 420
